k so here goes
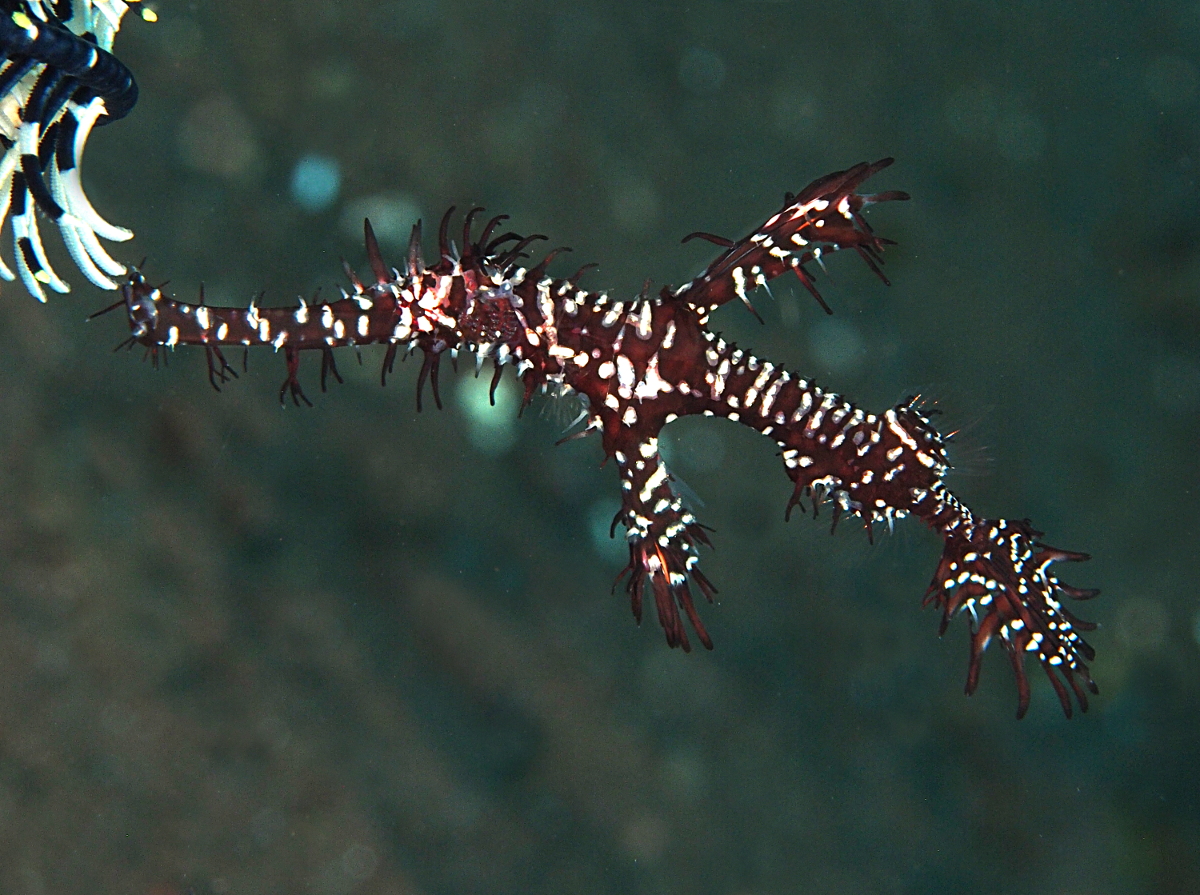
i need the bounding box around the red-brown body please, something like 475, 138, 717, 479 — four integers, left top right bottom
118, 160, 1098, 718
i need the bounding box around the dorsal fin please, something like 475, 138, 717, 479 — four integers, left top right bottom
363, 218, 389, 285
437, 206, 456, 260
407, 220, 424, 276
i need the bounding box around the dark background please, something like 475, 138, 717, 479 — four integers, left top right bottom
0, 1, 1196, 892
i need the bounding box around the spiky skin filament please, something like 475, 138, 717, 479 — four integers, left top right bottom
114, 159, 1098, 719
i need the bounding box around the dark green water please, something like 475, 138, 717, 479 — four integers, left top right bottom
0, 1, 1195, 892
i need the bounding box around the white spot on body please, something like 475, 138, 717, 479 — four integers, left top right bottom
635, 301, 653, 339
616, 355, 636, 393
639, 462, 668, 502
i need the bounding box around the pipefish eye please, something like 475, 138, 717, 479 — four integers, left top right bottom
478, 282, 515, 302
